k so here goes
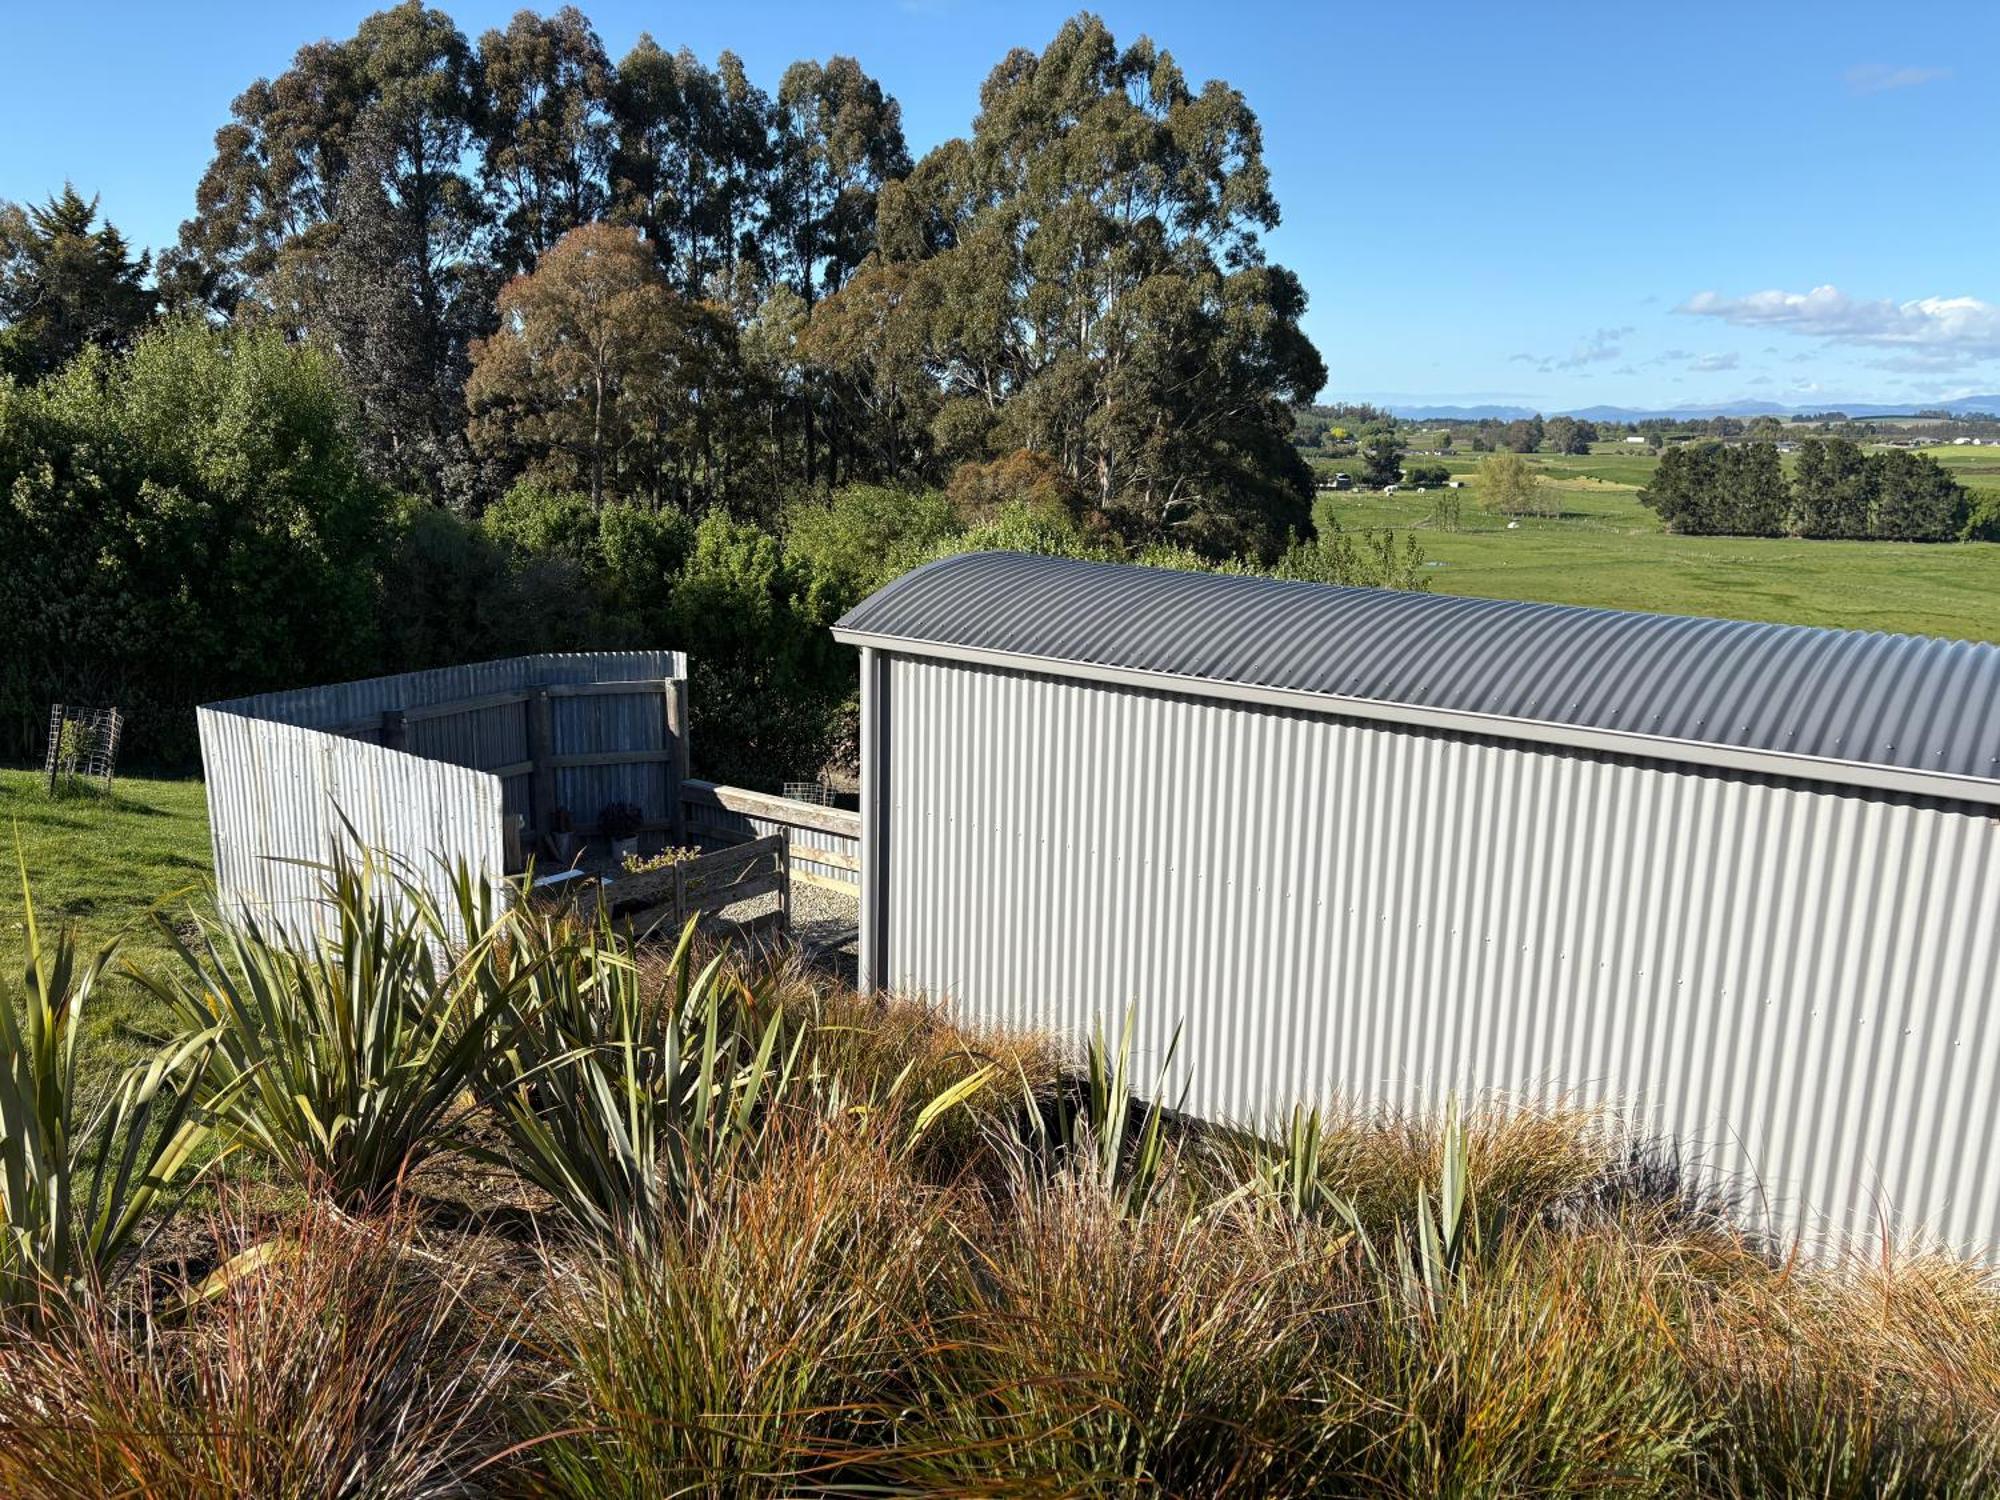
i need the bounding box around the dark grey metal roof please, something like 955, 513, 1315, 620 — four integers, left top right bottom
834, 551, 2000, 798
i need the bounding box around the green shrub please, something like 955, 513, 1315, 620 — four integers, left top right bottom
1966, 490, 2000, 542
664, 509, 850, 787
783, 482, 959, 605
0, 320, 386, 763
0, 863, 213, 1313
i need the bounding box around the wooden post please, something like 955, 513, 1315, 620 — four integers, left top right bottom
529, 688, 557, 849
779, 838, 792, 935
380, 708, 407, 751
664, 676, 690, 842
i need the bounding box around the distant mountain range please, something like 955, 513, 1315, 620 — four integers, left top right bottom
1373, 396, 2000, 422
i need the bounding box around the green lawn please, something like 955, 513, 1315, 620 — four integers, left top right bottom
1, 768, 213, 1086
1326, 470, 2000, 642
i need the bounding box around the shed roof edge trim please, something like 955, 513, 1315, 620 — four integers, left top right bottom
833, 627, 2000, 808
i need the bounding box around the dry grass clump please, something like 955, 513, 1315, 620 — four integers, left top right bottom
1211, 1096, 1734, 1242
1683, 1249, 2000, 1495
894, 1163, 1366, 1496
10, 856, 2000, 1494
750, 952, 1071, 1180
0, 1197, 516, 1498
1341, 1223, 1706, 1495
516, 1117, 947, 1497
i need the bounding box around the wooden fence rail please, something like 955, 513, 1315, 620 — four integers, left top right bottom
589, 834, 791, 943
680, 778, 860, 896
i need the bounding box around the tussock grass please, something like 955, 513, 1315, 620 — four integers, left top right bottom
0, 1196, 516, 1498
1682, 1249, 2000, 1495
518, 1118, 946, 1497
897, 1165, 1362, 1496
7, 854, 2000, 1494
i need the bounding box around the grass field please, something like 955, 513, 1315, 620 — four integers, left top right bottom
1, 768, 213, 1083
1322, 456, 2000, 642
1918, 443, 2000, 498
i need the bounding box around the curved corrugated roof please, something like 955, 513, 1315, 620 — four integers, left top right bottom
834, 551, 2000, 801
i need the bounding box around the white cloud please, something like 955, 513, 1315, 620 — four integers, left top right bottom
1508, 325, 1633, 374
1845, 63, 1949, 95
1689, 352, 1740, 372
1677, 285, 2000, 371
1562, 326, 1632, 368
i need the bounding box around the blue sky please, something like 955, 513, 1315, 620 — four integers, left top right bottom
3, 0, 1995, 410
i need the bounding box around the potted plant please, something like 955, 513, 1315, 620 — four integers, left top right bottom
599, 800, 644, 864
548, 806, 579, 865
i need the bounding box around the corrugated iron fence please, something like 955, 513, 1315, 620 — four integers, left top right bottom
199, 652, 687, 937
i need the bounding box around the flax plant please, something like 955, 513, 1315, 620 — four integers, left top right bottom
1, 858, 213, 1312
484, 910, 801, 1245
134, 853, 513, 1208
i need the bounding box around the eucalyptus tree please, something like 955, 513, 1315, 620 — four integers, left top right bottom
610, 40, 773, 302
479, 5, 616, 274
768, 56, 910, 488
860, 15, 1324, 555
466, 222, 762, 512
169, 2, 492, 499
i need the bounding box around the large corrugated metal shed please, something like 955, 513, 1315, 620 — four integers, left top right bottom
836, 552, 2000, 805
835, 552, 2000, 1255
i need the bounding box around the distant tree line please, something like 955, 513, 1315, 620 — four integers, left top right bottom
1292, 410, 1613, 457
1639, 439, 1979, 541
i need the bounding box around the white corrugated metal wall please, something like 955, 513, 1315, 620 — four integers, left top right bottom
198, 707, 505, 941
877, 654, 2000, 1256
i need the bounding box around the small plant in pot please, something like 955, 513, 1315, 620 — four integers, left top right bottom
599, 801, 645, 863
548, 806, 579, 865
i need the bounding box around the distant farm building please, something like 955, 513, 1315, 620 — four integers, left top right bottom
836, 552, 2000, 1256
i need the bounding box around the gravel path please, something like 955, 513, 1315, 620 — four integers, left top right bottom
703, 855, 858, 982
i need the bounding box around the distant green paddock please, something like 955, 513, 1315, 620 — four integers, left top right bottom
1916, 445, 2000, 498
1326, 474, 2000, 642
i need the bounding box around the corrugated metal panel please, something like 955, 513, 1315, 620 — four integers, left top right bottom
836, 554, 2000, 796
198, 706, 504, 943
200, 652, 685, 936
207, 651, 685, 731
881, 653, 2000, 1257
551, 685, 674, 828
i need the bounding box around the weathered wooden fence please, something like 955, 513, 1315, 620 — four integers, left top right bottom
681, 778, 860, 896
586, 835, 793, 943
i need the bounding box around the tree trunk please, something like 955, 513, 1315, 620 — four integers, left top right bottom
591, 367, 605, 510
